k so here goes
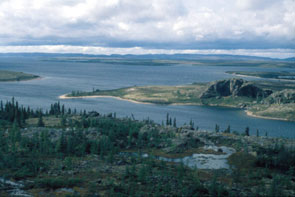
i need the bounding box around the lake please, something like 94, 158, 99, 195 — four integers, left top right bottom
0, 56, 295, 138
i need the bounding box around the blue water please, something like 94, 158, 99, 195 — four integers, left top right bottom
0, 57, 295, 138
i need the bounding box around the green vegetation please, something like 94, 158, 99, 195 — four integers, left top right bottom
0, 70, 39, 82
65, 78, 295, 121
46, 57, 295, 68
1, 99, 295, 196
68, 84, 207, 105
227, 71, 295, 80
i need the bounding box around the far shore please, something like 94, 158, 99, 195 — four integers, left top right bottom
0, 76, 42, 83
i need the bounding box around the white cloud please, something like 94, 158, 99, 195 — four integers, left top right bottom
0, 0, 294, 49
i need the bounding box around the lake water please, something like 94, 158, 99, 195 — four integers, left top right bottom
0, 56, 295, 138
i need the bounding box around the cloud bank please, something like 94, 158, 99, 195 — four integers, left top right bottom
0, 45, 294, 59
0, 0, 294, 50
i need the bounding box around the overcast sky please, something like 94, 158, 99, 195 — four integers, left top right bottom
0, 0, 294, 57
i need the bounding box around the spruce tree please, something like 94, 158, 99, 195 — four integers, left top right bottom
245, 127, 250, 136
215, 124, 220, 133
37, 112, 45, 127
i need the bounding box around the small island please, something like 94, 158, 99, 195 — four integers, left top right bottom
0, 70, 40, 82
61, 78, 295, 121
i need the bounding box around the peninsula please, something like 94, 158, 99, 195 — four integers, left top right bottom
227, 71, 295, 81
61, 78, 295, 121
0, 70, 39, 82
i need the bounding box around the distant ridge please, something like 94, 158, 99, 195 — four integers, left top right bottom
0, 52, 293, 61
284, 57, 295, 61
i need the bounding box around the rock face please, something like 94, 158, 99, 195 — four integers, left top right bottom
200, 78, 272, 99
266, 89, 295, 104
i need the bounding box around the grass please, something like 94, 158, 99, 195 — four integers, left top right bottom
47, 57, 295, 68
66, 79, 295, 121
69, 84, 207, 105
249, 103, 295, 121
26, 117, 62, 127
227, 71, 295, 80
228, 152, 257, 170
34, 178, 83, 189
0, 70, 39, 82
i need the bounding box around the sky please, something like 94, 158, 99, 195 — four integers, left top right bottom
0, 0, 294, 58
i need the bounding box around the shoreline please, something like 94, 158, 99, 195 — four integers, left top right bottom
60, 94, 293, 122
59, 94, 155, 105
59, 94, 225, 107
0, 76, 42, 83
229, 73, 295, 82
245, 110, 289, 121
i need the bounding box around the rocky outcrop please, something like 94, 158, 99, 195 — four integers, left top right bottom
266, 89, 295, 104
200, 78, 272, 99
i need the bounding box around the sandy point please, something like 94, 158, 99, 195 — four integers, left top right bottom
245, 110, 288, 121
58, 94, 154, 105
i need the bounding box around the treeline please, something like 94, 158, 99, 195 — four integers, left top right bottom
256, 143, 295, 174
0, 98, 36, 127
0, 98, 79, 128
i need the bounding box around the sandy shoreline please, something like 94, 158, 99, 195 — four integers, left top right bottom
59, 94, 245, 109
245, 110, 288, 121
230, 73, 295, 82
59, 94, 155, 105
59, 94, 292, 122
59, 94, 206, 106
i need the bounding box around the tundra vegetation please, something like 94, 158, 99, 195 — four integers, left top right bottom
66, 78, 295, 121
0, 70, 39, 82
226, 71, 295, 81
0, 98, 295, 196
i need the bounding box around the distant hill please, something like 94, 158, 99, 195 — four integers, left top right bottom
284, 57, 295, 61
0, 52, 293, 61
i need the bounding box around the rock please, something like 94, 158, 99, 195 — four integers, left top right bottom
249, 151, 257, 157
81, 161, 87, 166
238, 103, 247, 108
96, 179, 102, 184
237, 84, 263, 97
200, 78, 272, 99
116, 160, 126, 165
266, 89, 295, 104
57, 188, 74, 193
87, 111, 100, 117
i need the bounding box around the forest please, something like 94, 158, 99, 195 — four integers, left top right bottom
0, 98, 295, 196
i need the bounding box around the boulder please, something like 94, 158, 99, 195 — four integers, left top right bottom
266, 89, 295, 104
200, 78, 272, 99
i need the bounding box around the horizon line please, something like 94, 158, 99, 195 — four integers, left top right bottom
0, 45, 294, 59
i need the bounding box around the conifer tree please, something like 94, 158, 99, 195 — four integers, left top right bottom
37, 112, 45, 127
215, 124, 220, 133
245, 127, 250, 136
